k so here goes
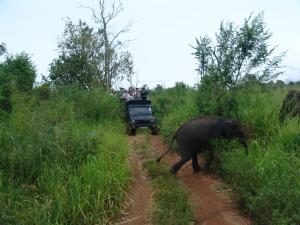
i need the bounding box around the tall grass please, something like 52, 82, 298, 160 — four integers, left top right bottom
151, 83, 300, 225
152, 84, 198, 143
0, 87, 130, 225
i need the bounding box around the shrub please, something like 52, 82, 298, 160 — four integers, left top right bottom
0, 87, 129, 224
152, 83, 300, 225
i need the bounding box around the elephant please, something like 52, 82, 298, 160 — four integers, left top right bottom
279, 89, 300, 126
156, 116, 248, 174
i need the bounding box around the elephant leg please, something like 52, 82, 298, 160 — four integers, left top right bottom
192, 153, 200, 173
171, 154, 192, 175
204, 148, 214, 171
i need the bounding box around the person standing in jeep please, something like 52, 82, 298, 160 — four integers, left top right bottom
140, 86, 148, 100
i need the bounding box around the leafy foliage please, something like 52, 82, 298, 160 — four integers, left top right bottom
50, 15, 133, 90
49, 20, 104, 89
192, 12, 286, 117
0, 52, 36, 112
192, 12, 285, 88
0, 42, 6, 57
2, 53, 36, 91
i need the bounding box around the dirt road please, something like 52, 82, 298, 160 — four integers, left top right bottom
150, 135, 251, 225
116, 137, 153, 225
118, 134, 251, 225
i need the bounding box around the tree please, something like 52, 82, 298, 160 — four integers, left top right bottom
192, 12, 285, 89
191, 36, 212, 80
154, 84, 163, 92
1, 52, 36, 92
83, 0, 133, 90
49, 20, 104, 89
50, 5, 133, 91
0, 42, 6, 57
0, 52, 36, 111
192, 12, 286, 116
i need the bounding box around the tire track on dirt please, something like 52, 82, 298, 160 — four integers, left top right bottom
116, 137, 153, 225
150, 135, 251, 225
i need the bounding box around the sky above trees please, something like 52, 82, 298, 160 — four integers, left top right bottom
0, 0, 299, 87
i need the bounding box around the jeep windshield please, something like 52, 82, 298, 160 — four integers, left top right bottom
129, 106, 152, 116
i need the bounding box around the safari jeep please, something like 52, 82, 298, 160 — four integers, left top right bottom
125, 99, 158, 135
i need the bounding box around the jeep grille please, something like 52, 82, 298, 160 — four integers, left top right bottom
135, 120, 150, 126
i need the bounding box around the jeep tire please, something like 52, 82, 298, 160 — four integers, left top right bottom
151, 126, 158, 135
128, 127, 136, 136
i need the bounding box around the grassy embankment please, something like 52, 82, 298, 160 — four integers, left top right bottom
0, 87, 130, 225
151, 83, 300, 225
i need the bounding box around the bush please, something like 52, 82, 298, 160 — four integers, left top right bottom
0, 87, 129, 224
152, 83, 300, 225
219, 140, 300, 225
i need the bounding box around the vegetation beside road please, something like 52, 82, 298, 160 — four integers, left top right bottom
0, 87, 130, 225
0, 3, 134, 223
151, 83, 300, 225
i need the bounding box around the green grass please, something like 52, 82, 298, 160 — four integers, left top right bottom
144, 160, 194, 225
0, 87, 130, 225
151, 83, 300, 225
218, 137, 300, 225
152, 84, 198, 145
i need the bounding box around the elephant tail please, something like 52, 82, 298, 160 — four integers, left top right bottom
156, 135, 176, 162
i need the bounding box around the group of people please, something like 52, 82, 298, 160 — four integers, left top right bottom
120, 86, 149, 101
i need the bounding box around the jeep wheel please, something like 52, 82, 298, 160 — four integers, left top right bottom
128, 127, 136, 136
151, 126, 158, 135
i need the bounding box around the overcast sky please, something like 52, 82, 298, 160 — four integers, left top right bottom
1, 0, 299, 87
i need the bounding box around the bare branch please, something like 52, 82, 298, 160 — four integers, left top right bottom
80, 0, 133, 90
106, 0, 123, 23
80, 5, 102, 24
109, 24, 131, 45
